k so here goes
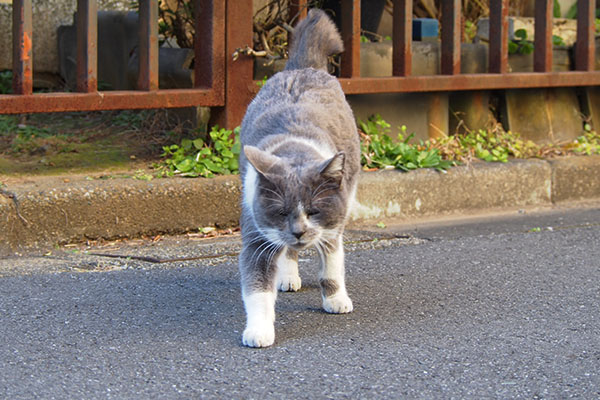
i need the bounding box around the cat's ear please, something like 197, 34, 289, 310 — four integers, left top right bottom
319, 152, 345, 184
244, 145, 281, 177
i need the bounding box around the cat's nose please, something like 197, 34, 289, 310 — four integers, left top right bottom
292, 230, 305, 240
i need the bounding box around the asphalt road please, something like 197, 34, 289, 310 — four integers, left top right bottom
1, 206, 599, 399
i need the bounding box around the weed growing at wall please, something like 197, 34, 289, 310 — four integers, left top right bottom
570, 124, 600, 155
430, 127, 539, 163
360, 115, 600, 169
359, 114, 455, 172
155, 116, 600, 179
156, 125, 240, 178
509, 29, 565, 55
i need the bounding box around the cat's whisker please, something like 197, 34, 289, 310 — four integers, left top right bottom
311, 180, 332, 198
311, 177, 337, 198
313, 192, 339, 201
261, 187, 285, 201
258, 243, 280, 271
315, 242, 328, 266
265, 242, 285, 273
311, 186, 337, 201
248, 240, 269, 262
249, 239, 277, 267
315, 236, 331, 254
242, 232, 267, 246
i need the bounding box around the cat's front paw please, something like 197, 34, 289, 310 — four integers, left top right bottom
277, 274, 302, 292
323, 293, 353, 314
242, 323, 275, 348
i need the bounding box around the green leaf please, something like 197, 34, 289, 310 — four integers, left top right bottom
175, 157, 194, 172
553, 0, 561, 18
203, 159, 223, 173
181, 138, 192, 150
228, 157, 239, 172
566, 3, 578, 19
515, 29, 528, 40
192, 138, 204, 150
552, 35, 565, 47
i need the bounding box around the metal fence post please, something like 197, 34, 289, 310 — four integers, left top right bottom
12, 0, 33, 95
76, 0, 98, 93
138, 0, 159, 91
210, 0, 254, 130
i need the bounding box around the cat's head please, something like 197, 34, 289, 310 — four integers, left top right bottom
244, 145, 348, 250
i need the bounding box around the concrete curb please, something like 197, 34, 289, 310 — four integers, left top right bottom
1, 155, 599, 255
1, 175, 241, 255
352, 159, 552, 220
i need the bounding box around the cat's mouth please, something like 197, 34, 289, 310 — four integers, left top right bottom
289, 239, 311, 250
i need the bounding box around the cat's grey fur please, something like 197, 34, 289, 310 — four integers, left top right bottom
238, 9, 360, 347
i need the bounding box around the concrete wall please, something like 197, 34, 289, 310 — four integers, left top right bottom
0, 0, 130, 77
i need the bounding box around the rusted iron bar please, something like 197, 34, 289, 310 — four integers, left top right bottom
195, 0, 226, 99
534, 0, 553, 72
340, 0, 360, 78
489, 0, 509, 74
194, 0, 212, 88
441, 0, 461, 75
338, 71, 600, 94
392, 0, 412, 76
210, 0, 254, 129
12, 0, 33, 95
76, 0, 98, 93
576, 0, 596, 71
138, 0, 159, 90
0, 89, 222, 115
289, 0, 308, 23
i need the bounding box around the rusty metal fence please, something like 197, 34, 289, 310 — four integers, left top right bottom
0, 0, 234, 119
335, 0, 600, 94
1, 0, 599, 130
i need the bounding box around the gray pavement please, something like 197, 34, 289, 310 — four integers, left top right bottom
1, 205, 600, 399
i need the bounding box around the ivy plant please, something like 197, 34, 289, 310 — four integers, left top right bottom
509, 29, 566, 55
157, 125, 240, 178
359, 114, 454, 172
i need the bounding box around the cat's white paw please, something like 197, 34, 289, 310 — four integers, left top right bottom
277, 274, 302, 292
323, 293, 353, 314
242, 322, 275, 348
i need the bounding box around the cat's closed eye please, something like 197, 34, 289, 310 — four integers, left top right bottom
307, 209, 320, 216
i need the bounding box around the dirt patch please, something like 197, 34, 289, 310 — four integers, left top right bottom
0, 109, 201, 177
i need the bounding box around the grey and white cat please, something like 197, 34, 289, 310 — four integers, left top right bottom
238, 9, 360, 348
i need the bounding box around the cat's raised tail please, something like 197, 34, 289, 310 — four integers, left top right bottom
285, 9, 344, 72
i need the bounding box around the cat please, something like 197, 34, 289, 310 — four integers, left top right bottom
238, 9, 360, 348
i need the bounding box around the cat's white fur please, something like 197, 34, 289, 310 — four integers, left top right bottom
264, 137, 335, 160
320, 235, 353, 313
275, 248, 301, 292
242, 291, 277, 347
243, 166, 258, 212
243, 166, 282, 246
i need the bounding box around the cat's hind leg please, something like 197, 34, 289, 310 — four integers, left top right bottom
239, 237, 282, 348
318, 233, 353, 314
276, 247, 301, 292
